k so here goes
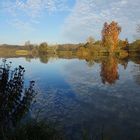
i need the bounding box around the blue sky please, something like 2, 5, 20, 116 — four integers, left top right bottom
0, 0, 140, 45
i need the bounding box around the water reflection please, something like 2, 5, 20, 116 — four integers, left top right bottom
39, 55, 49, 63
100, 56, 119, 84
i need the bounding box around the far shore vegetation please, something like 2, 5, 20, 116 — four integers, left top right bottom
0, 21, 140, 60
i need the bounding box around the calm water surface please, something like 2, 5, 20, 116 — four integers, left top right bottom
2, 57, 140, 139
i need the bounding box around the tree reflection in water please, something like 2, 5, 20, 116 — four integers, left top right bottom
100, 55, 119, 84
0, 59, 36, 137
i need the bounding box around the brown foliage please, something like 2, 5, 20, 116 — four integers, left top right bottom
119, 39, 129, 49
100, 56, 119, 84
102, 21, 121, 52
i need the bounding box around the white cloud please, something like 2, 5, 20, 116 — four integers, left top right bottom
62, 0, 140, 42
2, 0, 70, 32
3, 0, 69, 17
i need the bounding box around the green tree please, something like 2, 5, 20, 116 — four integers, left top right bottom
129, 39, 140, 51
38, 42, 48, 54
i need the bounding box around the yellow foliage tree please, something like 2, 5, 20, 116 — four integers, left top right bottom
102, 21, 121, 52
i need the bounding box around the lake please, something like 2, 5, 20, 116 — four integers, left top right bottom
1, 56, 140, 140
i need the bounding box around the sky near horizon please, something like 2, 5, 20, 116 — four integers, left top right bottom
0, 0, 140, 45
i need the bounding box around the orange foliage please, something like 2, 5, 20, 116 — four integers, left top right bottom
102, 21, 121, 52
100, 56, 119, 84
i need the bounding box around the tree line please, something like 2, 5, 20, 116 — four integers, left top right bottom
0, 21, 140, 57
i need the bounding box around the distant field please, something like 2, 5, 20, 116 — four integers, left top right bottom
15, 50, 29, 55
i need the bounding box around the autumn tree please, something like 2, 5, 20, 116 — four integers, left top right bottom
102, 21, 121, 52
119, 38, 129, 49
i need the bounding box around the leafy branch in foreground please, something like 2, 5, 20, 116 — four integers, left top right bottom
0, 59, 36, 138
